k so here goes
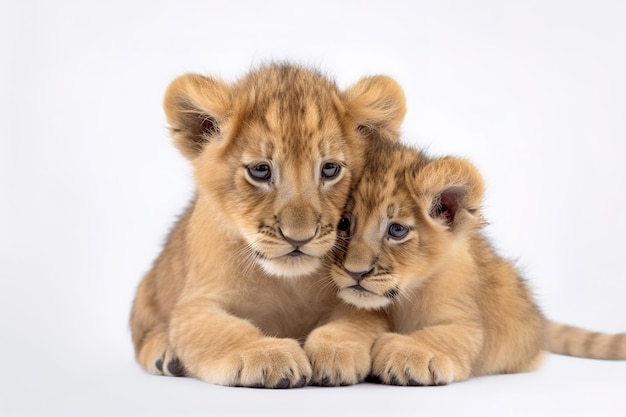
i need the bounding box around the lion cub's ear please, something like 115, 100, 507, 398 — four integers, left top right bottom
413, 157, 485, 232
342, 76, 406, 143
163, 74, 231, 160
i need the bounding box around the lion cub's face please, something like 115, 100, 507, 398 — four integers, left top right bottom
163, 65, 405, 278
219, 104, 347, 278
332, 143, 485, 308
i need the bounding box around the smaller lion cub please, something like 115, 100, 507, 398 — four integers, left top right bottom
305, 139, 626, 386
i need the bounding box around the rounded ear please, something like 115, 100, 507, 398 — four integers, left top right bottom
163, 74, 231, 160
413, 157, 485, 231
342, 75, 406, 143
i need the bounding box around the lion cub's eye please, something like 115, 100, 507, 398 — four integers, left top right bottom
387, 223, 409, 240
337, 215, 351, 233
321, 162, 341, 180
247, 163, 272, 182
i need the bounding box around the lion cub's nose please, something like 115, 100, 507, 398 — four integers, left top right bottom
343, 267, 375, 283
279, 228, 316, 247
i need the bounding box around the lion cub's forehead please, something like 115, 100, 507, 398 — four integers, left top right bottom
234, 67, 347, 160
354, 146, 425, 222
237, 108, 345, 164
354, 180, 415, 226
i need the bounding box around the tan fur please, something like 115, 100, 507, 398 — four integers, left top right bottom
547, 322, 626, 360
314, 140, 626, 386
129, 64, 406, 387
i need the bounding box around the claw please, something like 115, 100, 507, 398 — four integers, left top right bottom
167, 357, 185, 377
273, 378, 290, 389
155, 357, 164, 373
293, 376, 307, 388
389, 375, 401, 385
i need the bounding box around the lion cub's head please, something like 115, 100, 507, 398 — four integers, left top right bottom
332, 141, 485, 309
163, 64, 405, 278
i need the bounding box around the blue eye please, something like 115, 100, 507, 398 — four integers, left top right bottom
248, 163, 271, 181
387, 223, 409, 239
321, 162, 341, 180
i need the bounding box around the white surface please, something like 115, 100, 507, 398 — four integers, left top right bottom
1, 1, 625, 416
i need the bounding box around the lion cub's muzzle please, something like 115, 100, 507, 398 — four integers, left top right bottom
334, 257, 400, 310
279, 225, 319, 249
253, 204, 335, 279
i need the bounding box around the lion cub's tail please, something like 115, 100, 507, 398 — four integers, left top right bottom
547, 321, 626, 359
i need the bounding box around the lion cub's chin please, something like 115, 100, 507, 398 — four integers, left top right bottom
338, 287, 392, 310
258, 254, 322, 279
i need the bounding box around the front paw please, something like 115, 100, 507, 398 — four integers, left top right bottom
234, 338, 311, 388
372, 333, 468, 386
158, 353, 186, 377
304, 330, 371, 386
137, 331, 185, 377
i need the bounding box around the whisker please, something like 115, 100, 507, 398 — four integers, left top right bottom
227, 237, 266, 277
316, 274, 339, 294
396, 285, 415, 305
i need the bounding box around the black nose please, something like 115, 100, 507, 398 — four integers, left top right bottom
280, 229, 316, 247
344, 267, 374, 283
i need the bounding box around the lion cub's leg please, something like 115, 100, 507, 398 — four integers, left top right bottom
372, 323, 483, 386
304, 306, 389, 386
131, 276, 164, 375
170, 301, 311, 388
135, 329, 166, 375
130, 274, 184, 377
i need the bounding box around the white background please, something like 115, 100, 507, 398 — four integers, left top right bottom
2, 1, 626, 416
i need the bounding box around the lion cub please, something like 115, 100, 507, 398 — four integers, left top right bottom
307, 139, 626, 386
130, 64, 406, 388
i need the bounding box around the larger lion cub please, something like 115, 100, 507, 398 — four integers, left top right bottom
130, 64, 406, 388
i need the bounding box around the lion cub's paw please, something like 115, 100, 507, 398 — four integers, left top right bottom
148, 350, 186, 377
234, 338, 311, 388
159, 351, 186, 377
137, 332, 185, 377
372, 333, 467, 386
304, 330, 371, 386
